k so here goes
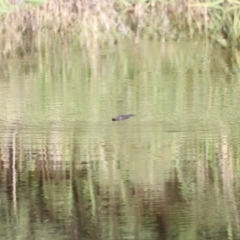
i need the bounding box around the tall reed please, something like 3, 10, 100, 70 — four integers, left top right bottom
0, 0, 240, 56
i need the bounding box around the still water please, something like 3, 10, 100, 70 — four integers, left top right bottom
0, 42, 240, 239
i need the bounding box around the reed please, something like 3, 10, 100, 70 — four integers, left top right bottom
0, 0, 240, 56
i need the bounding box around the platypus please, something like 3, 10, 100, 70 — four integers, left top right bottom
112, 114, 135, 121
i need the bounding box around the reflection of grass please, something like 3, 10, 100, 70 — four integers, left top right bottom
0, 43, 240, 238
1, 0, 240, 56
0, 42, 237, 123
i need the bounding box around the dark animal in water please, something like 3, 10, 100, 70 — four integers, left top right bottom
112, 114, 135, 121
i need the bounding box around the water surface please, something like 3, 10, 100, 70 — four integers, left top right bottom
0, 42, 239, 240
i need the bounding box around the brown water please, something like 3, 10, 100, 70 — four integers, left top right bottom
0, 42, 240, 240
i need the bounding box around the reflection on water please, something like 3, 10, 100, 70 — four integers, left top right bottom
0, 43, 240, 239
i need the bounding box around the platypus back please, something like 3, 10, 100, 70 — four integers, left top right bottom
112, 114, 135, 121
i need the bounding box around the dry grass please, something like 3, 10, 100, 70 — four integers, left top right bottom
0, 0, 239, 56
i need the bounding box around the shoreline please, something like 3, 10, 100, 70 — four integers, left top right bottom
0, 0, 237, 57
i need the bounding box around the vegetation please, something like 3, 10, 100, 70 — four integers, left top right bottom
0, 0, 240, 56
0, 1, 240, 238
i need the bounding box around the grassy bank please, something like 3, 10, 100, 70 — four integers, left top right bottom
0, 0, 239, 56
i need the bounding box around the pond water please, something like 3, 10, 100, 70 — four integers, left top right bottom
0, 41, 240, 240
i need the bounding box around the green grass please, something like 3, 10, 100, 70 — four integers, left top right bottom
0, 0, 239, 56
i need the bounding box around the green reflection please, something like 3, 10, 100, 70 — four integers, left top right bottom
0, 42, 238, 240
